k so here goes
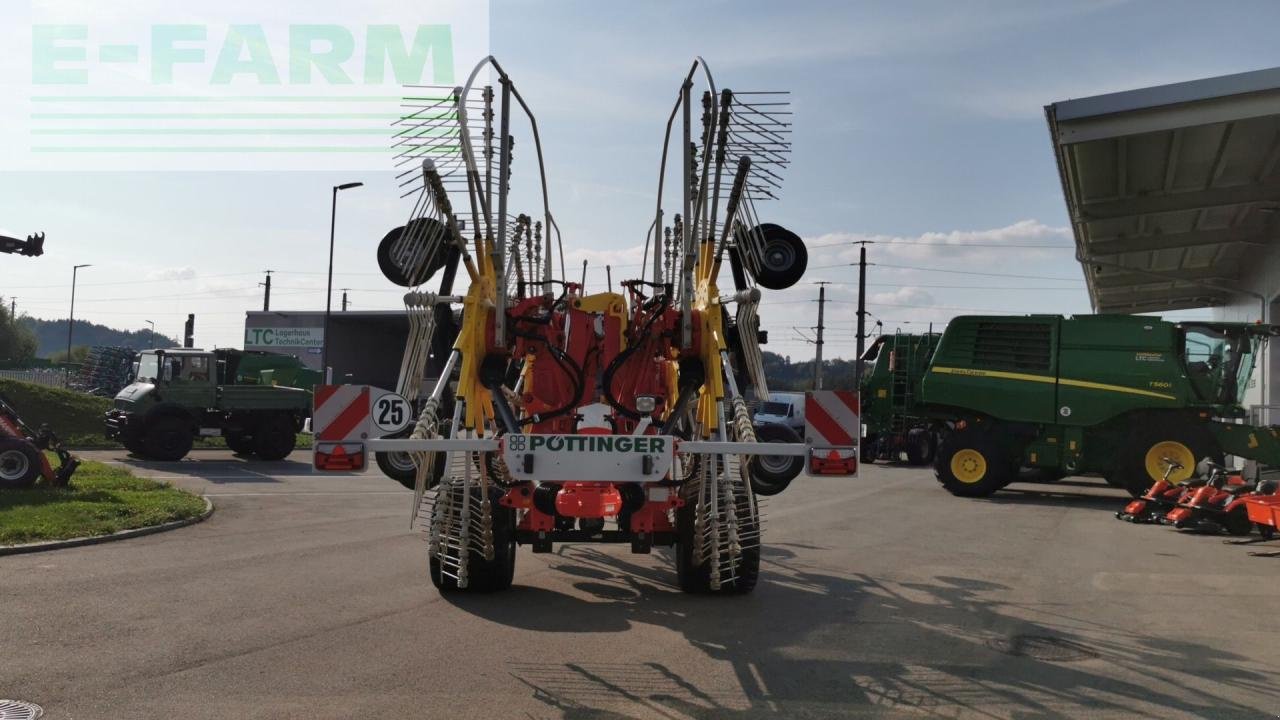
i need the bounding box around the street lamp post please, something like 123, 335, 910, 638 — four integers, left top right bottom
66, 263, 91, 382
322, 182, 364, 383
146, 320, 155, 348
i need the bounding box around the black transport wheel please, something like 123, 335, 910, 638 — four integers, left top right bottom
747, 224, 808, 290
253, 415, 297, 461
375, 446, 417, 488
748, 423, 804, 496
0, 438, 42, 490
144, 415, 194, 462
377, 218, 449, 287
675, 489, 760, 594
905, 428, 935, 466
1110, 416, 1216, 498
225, 432, 255, 456
375, 428, 446, 490
934, 428, 1013, 498
429, 487, 516, 593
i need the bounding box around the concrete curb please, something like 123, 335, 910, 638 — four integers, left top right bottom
0, 496, 214, 557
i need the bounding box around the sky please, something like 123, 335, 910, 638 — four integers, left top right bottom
2, 0, 1278, 360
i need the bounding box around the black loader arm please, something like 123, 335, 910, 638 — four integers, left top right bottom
0, 232, 46, 257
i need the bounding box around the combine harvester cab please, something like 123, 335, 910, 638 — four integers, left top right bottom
312, 56, 860, 594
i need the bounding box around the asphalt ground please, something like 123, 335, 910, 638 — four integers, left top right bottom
3, 450, 1279, 719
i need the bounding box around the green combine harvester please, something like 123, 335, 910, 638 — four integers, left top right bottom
859, 332, 941, 465
920, 314, 1280, 497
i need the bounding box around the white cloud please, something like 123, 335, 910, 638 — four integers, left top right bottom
806, 219, 1072, 264
146, 266, 198, 282
871, 286, 935, 307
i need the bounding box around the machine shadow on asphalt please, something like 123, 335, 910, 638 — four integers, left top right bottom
438, 543, 1270, 718
114, 455, 317, 483
982, 487, 1132, 512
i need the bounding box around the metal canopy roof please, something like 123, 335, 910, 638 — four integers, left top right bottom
1046, 67, 1280, 314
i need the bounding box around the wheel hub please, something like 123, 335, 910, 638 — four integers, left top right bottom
764, 242, 794, 269
1143, 441, 1195, 484
950, 449, 987, 484
0, 450, 30, 481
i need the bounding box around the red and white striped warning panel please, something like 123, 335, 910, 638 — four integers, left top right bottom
313, 384, 371, 471
804, 390, 859, 477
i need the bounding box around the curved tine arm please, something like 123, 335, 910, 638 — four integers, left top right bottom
652, 57, 718, 283
689, 57, 718, 246
505, 82, 555, 287
650, 96, 681, 284
453, 56, 557, 285
550, 216, 566, 285
640, 217, 658, 284
454, 56, 499, 233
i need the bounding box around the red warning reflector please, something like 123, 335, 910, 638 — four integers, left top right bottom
314, 442, 365, 471
810, 448, 857, 476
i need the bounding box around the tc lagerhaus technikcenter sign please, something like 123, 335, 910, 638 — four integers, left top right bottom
245, 327, 323, 348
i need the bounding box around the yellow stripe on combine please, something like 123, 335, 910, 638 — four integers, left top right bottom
1057, 377, 1176, 401
930, 366, 1176, 401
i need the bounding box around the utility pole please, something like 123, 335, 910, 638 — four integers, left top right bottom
341, 288, 350, 311
9, 297, 14, 321
260, 270, 273, 311
814, 281, 829, 390
854, 242, 871, 384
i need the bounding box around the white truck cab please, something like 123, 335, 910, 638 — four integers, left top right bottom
754, 392, 806, 433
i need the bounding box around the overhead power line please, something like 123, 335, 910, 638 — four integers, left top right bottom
805, 238, 1072, 250
807, 261, 1083, 282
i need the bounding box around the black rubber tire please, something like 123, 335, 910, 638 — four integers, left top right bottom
861, 435, 878, 464
675, 492, 760, 594
749, 423, 803, 496
0, 438, 43, 490
143, 415, 194, 462
429, 487, 516, 593
743, 223, 808, 290
1223, 505, 1253, 536
377, 218, 449, 287
375, 430, 446, 491
252, 415, 297, 461
122, 433, 148, 458
934, 428, 1014, 498
225, 432, 255, 456
905, 428, 935, 466
1110, 417, 1217, 498
1259, 524, 1276, 541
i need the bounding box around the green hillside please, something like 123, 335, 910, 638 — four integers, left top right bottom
761, 351, 858, 391
23, 317, 178, 359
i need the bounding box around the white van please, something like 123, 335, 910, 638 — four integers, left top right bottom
753, 391, 806, 433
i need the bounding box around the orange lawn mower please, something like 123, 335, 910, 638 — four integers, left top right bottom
1115, 456, 1201, 524
0, 394, 79, 490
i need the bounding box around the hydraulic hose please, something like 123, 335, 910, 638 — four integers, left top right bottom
602, 295, 671, 421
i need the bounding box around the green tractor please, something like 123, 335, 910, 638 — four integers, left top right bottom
860, 332, 941, 466
105, 348, 311, 461
920, 314, 1280, 497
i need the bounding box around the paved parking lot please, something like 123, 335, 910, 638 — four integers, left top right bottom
4, 450, 1279, 719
